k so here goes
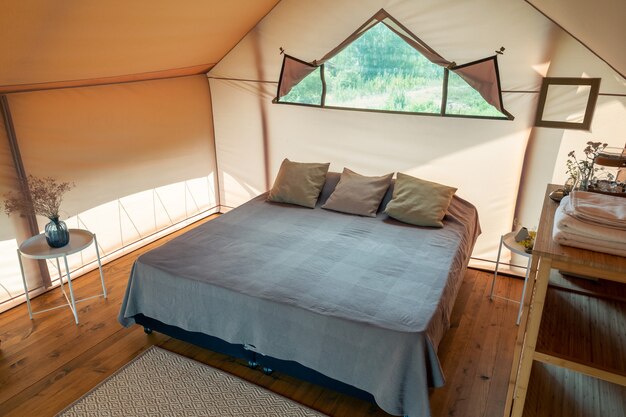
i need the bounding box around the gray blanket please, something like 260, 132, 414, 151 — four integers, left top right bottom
119, 173, 480, 417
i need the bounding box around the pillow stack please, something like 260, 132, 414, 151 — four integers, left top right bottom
268, 159, 457, 227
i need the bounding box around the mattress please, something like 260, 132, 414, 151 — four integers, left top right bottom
119, 173, 480, 417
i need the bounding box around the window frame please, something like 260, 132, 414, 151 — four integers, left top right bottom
534, 77, 601, 130
274, 19, 513, 121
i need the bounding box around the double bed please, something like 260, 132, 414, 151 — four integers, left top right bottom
118, 172, 480, 417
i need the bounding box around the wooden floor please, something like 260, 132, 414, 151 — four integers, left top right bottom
0, 216, 535, 417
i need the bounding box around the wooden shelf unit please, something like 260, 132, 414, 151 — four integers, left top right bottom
504, 184, 626, 417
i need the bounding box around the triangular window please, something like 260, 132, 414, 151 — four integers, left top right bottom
276, 10, 512, 120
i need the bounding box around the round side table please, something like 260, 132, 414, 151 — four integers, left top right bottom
489, 231, 532, 325
17, 229, 107, 324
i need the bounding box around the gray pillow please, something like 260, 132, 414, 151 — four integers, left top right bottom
267, 159, 330, 208
385, 172, 457, 227
322, 168, 393, 217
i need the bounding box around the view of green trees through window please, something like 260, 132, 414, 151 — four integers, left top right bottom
284, 67, 322, 106
281, 22, 504, 118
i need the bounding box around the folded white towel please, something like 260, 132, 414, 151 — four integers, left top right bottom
553, 220, 626, 257
557, 197, 626, 244
564, 191, 626, 230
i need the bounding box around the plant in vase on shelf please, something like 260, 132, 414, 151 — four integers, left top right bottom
565, 141, 613, 193
2, 175, 75, 248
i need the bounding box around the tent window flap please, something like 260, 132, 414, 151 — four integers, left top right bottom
275, 9, 512, 120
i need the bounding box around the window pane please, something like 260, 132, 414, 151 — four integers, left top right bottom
281, 67, 322, 105
446, 71, 504, 117
542, 84, 590, 122
324, 23, 443, 113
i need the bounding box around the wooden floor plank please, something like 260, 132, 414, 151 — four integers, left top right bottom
538, 279, 626, 376
485, 272, 522, 417
0, 297, 131, 403
2, 327, 167, 417
429, 268, 519, 417
523, 362, 626, 417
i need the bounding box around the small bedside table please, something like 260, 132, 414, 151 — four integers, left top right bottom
489, 231, 532, 325
17, 229, 107, 324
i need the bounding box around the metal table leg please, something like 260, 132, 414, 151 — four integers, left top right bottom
17, 249, 33, 319
490, 235, 504, 299
63, 255, 79, 324
93, 234, 107, 299
516, 256, 532, 325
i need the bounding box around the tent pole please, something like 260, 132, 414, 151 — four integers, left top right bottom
0, 95, 52, 288
205, 78, 222, 211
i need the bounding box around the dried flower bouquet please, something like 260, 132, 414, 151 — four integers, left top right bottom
3, 175, 74, 220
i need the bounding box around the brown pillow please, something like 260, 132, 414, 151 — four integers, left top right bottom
267, 159, 330, 208
385, 172, 457, 227
322, 168, 393, 217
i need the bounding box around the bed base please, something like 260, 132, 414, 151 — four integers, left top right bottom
134, 314, 377, 403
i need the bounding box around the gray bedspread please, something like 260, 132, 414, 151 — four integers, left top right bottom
119, 173, 480, 417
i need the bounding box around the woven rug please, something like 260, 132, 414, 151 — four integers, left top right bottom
57, 346, 327, 416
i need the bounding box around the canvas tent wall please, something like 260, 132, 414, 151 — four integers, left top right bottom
0, 0, 624, 313
0, 75, 219, 311
208, 0, 625, 270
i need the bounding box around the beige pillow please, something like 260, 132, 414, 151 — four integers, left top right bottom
385, 173, 457, 227
268, 159, 330, 208
322, 168, 393, 217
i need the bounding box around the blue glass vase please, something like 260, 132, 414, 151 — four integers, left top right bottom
45, 217, 70, 248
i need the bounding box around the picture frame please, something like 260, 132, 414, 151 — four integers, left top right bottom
534, 77, 601, 130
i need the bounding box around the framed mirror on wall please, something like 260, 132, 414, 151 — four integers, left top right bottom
534, 77, 601, 130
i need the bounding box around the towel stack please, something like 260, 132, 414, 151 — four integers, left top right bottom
552, 191, 626, 257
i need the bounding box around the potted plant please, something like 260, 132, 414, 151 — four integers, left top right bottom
3, 175, 75, 247
565, 141, 612, 192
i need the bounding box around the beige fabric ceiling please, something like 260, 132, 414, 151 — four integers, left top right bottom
0, 0, 279, 91
527, 0, 626, 77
